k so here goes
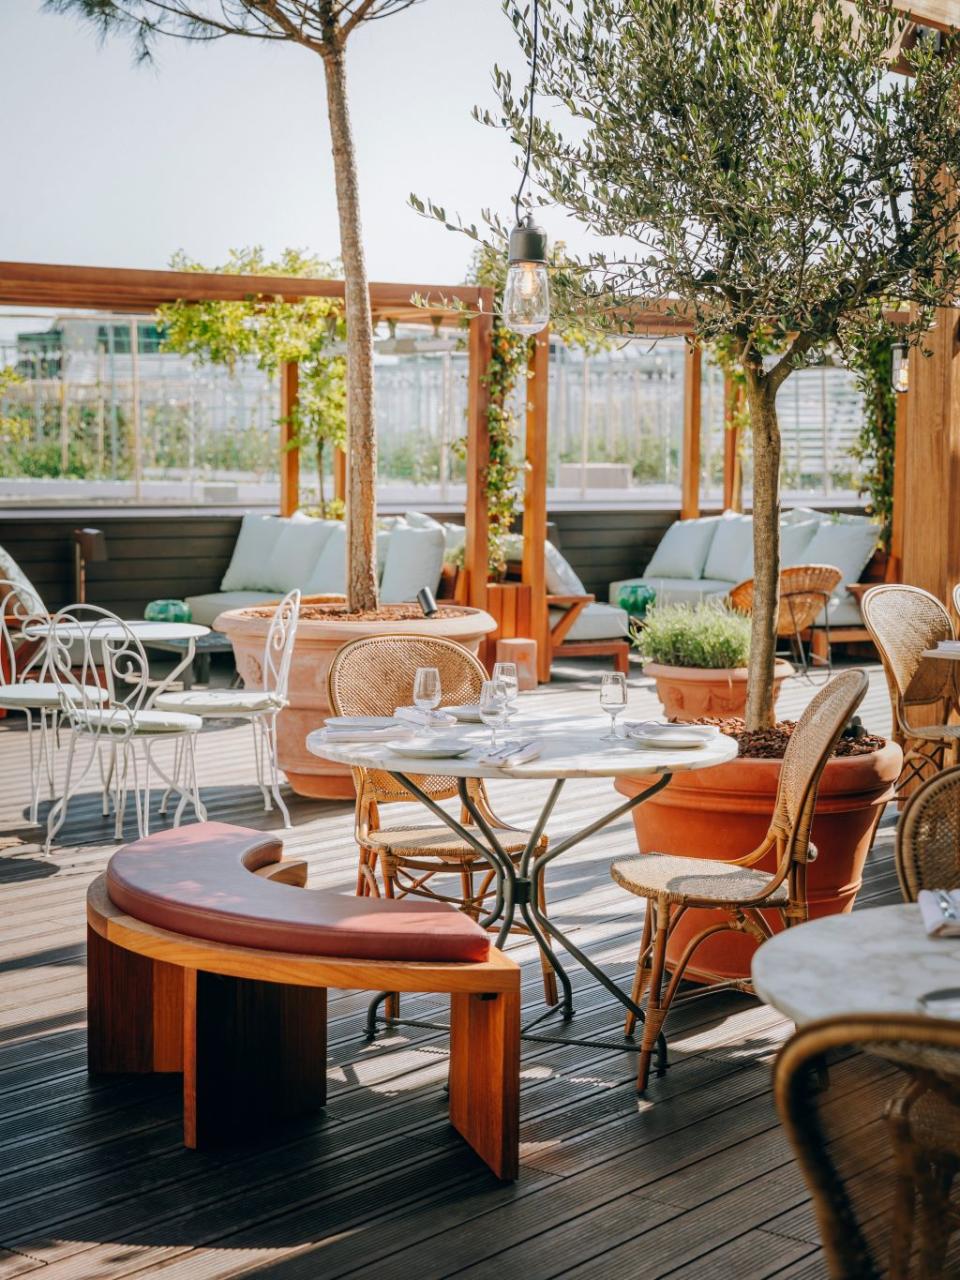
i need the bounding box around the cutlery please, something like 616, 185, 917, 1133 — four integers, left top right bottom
937, 890, 958, 921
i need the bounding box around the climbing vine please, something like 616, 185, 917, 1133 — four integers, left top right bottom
846, 335, 896, 550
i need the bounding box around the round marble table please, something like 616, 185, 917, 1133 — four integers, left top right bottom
309, 715, 738, 1043
752, 903, 960, 1024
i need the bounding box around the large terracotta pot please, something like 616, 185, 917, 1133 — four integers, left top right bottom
217, 604, 497, 800
643, 659, 794, 721
613, 740, 902, 981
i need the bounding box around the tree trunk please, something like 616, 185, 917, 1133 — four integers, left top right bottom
743, 371, 781, 729
323, 44, 378, 612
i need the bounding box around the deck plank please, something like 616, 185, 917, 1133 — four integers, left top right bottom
0, 662, 900, 1279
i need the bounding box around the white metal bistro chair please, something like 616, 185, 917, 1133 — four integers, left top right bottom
0, 578, 105, 825
154, 589, 300, 827
44, 605, 205, 853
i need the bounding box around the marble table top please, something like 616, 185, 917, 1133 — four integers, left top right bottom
752, 903, 960, 1024
308, 713, 739, 781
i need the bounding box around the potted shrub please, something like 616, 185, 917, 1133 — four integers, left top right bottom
638, 603, 792, 721
615, 719, 902, 980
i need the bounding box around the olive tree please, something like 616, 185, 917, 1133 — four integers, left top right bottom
428, 0, 960, 725
47, 0, 423, 612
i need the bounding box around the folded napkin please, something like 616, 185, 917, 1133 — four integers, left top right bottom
394, 706, 457, 729
919, 889, 960, 937
475, 738, 542, 767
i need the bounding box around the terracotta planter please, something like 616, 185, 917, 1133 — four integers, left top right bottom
613, 740, 902, 981
643, 659, 794, 721
217, 604, 497, 800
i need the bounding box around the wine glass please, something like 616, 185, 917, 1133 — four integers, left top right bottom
599, 671, 627, 739
413, 666, 441, 725
479, 678, 509, 749
492, 662, 519, 716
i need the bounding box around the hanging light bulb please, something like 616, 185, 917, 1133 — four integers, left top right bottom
504, 215, 550, 335
502, 0, 550, 336
891, 342, 909, 394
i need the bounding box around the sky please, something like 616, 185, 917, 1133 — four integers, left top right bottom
0, 1, 542, 286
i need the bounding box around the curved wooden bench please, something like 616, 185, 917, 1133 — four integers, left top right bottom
87, 822, 520, 1179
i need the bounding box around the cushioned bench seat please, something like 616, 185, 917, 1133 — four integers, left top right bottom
87, 821, 519, 1178
107, 821, 490, 963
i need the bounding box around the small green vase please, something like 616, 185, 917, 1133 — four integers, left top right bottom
144, 598, 192, 623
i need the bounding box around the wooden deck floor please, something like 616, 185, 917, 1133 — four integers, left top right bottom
0, 659, 899, 1280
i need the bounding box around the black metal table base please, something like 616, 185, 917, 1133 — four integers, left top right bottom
362, 768, 674, 1077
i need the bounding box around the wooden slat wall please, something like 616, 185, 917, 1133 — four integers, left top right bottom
0, 514, 241, 615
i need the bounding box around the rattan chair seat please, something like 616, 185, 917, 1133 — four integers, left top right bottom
611, 853, 789, 906
366, 824, 544, 861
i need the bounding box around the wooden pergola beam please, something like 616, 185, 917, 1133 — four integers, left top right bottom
681, 344, 703, 519
464, 297, 495, 615
523, 330, 551, 682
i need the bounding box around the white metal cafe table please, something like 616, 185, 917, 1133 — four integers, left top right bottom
309, 715, 738, 1065
34, 620, 210, 703
752, 902, 960, 1025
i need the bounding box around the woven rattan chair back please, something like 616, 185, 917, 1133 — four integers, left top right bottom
775, 1013, 960, 1277
730, 564, 843, 636
862, 585, 955, 712
769, 668, 869, 862
895, 765, 960, 902
328, 633, 488, 804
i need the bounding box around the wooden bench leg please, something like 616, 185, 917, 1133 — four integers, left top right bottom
448, 988, 520, 1181
182, 968, 327, 1149
87, 924, 183, 1074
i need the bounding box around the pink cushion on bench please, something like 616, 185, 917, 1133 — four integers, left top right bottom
106, 821, 490, 964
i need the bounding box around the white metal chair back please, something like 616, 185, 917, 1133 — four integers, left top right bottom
261, 589, 301, 700
0, 578, 49, 687
48, 604, 150, 742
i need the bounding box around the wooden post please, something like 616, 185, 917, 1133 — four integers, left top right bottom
681, 343, 702, 519
334, 446, 347, 506
279, 360, 300, 517
523, 329, 551, 683
901, 308, 960, 602
464, 299, 494, 612
888, 385, 909, 583
722, 372, 743, 513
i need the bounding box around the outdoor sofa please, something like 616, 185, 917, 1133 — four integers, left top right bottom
608, 507, 882, 644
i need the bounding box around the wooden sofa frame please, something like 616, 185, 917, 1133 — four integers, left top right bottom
86, 861, 521, 1180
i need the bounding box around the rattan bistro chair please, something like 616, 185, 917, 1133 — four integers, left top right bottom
729, 564, 843, 675
775, 1014, 960, 1278
612, 668, 868, 1094
895, 765, 960, 903
327, 633, 558, 1007
863, 585, 960, 791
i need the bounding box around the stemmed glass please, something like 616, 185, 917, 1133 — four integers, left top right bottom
413, 666, 441, 727
599, 671, 627, 739
492, 662, 519, 718
479, 678, 510, 750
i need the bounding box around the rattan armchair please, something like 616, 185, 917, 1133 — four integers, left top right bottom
775, 1013, 960, 1278
611, 668, 868, 1094
895, 764, 960, 902
862, 585, 960, 791
327, 633, 557, 1008
729, 564, 843, 675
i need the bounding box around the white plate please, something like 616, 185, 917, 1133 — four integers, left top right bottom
385, 736, 473, 759
325, 715, 397, 730
446, 704, 483, 723
629, 724, 718, 750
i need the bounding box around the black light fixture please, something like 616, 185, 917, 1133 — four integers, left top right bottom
417, 586, 439, 617
891, 343, 909, 395
503, 0, 550, 337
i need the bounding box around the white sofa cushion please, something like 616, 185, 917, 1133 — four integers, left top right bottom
644, 516, 720, 580
549, 601, 630, 642
815, 594, 865, 628
545, 541, 587, 595
185, 591, 281, 628
802, 520, 878, 590
735, 519, 820, 581
703, 511, 753, 581
0, 544, 43, 611
306, 523, 347, 595
265, 518, 339, 593
380, 521, 445, 603
608, 576, 736, 608
220, 515, 288, 591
